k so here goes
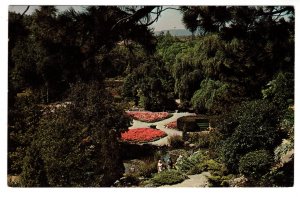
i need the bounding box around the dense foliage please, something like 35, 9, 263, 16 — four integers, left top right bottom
238, 150, 273, 179
220, 100, 283, 172
9, 6, 159, 105
21, 82, 131, 186
8, 6, 160, 187
122, 57, 176, 111
191, 79, 234, 114
167, 135, 184, 149
8, 5, 294, 187
155, 6, 294, 114
149, 170, 187, 186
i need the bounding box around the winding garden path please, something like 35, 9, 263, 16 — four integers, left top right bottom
129, 112, 195, 146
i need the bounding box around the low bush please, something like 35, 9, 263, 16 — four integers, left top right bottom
191, 159, 221, 174
168, 135, 184, 148
189, 132, 210, 148
175, 150, 208, 173
207, 130, 223, 158
139, 159, 158, 178
187, 159, 227, 176
150, 170, 187, 186
238, 150, 273, 180
168, 149, 189, 165
207, 174, 234, 187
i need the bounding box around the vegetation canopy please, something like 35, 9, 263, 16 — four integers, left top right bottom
8, 5, 294, 187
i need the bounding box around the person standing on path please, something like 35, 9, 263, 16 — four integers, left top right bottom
157, 160, 163, 173
167, 157, 173, 170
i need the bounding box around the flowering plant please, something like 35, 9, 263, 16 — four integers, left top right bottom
126, 111, 171, 122
121, 128, 167, 143
164, 121, 177, 129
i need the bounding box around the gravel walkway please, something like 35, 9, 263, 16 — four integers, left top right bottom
129, 112, 195, 146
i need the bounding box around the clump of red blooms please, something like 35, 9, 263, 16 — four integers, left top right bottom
164, 121, 177, 129
126, 111, 170, 122
121, 128, 167, 143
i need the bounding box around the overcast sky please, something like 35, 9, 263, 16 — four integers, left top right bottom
8, 5, 185, 31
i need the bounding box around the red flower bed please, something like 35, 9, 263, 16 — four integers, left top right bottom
121, 128, 167, 143
126, 111, 171, 122
164, 121, 177, 129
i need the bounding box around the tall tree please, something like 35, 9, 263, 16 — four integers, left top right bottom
8, 5, 162, 186
178, 6, 294, 101
21, 82, 131, 187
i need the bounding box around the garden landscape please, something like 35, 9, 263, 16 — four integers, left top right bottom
7, 5, 294, 187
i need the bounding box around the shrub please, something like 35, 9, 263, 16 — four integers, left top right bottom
198, 132, 210, 148
168, 135, 184, 148
207, 174, 234, 187
207, 130, 223, 158
168, 149, 189, 159
187, 159, 227, 176
238, 150, 273, 180
177, 116, 199, 131
262, 72, 294, 111
189, 132, 210, 148
280, 108, 294, 143
220, 100, 282, 172
150, 170, 187, 186
175, 150, 208, 173
207, 175, 222, 187
200, 159, 222, 172
139, 159, 158, 178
